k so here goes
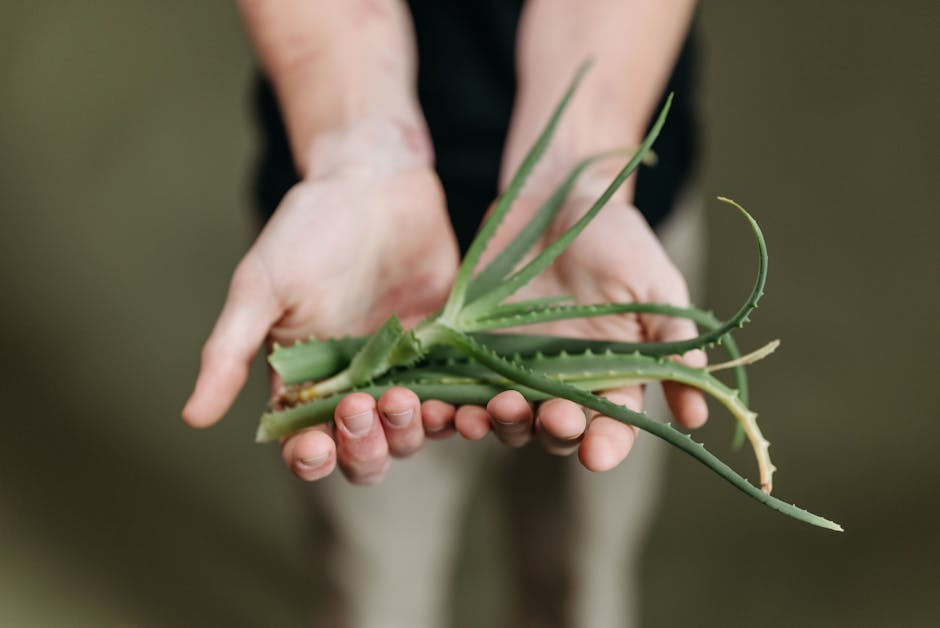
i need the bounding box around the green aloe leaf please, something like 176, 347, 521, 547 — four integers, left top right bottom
442, 61, 592, 320
439, 327, 841, 532
467, 153, 610, 301
459, 93, 673, 321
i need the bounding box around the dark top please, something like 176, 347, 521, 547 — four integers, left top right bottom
252, 1, 697, 253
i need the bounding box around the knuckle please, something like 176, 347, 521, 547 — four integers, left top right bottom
229, 257, 261, 293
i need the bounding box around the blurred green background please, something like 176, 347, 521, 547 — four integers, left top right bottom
1, 2, 937, 626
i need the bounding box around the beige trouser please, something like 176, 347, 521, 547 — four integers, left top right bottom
302, 194, 706, 628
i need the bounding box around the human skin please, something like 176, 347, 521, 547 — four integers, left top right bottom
182, 0, 702, 483
451, 0, 705, 469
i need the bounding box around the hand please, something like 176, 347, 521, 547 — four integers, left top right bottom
442, 181, 708, 471
458, 0, 699, 472
183, 122, 459, 484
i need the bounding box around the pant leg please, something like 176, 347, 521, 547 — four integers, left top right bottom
567, 191, 707, 628
304, 436, 485, 628
500, 444, 576, 628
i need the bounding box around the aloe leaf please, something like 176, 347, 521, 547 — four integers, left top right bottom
459, 94, 672, 322
261, 348, 758, 450
269, 335, 366, 385
441, 61, 592, 320
267, 318, 752, 406
253, 58, 836, 532
268, 319, 722, 387
466, 153, 611, 301
467, 300, 752, 410
551, 351, 777, 493
466, 195, 761, 450
438, 327, 841, 531
307, 315, 424, 398
478, 300, 753, 450
348, 316, 405, 376
267, 195, 764, 400
707, 340, 779, 372
477, 323, 753, 450
261, 343, 775, 489
731, 423, 748, 450
384, 345, 774, 491
468, 145, 657, 302
464, 196, 765, 363
262, 342, 774, 493
468, 301, 728, 337
476, 295, 575, 317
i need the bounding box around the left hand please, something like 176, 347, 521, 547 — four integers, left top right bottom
433, 181, 709, 472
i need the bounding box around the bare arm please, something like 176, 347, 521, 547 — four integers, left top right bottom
185, 1, 458, 484
476, 1, 705, 469
503, 0, 696, 186
238, 0, 431, 175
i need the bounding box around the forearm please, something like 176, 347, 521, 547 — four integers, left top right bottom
504, 0, 695, 191
239, 0, 430, 176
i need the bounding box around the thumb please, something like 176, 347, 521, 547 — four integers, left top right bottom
183, 255, 281, 428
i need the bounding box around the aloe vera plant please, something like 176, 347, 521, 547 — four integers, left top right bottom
257, 63, 842, 532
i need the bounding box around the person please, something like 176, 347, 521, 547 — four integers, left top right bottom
183, 1, 704, 626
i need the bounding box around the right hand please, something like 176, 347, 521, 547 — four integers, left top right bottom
182, 120, 459, 484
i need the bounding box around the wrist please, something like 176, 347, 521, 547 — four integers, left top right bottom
515, 71, 647, 146
283, 58, 428, 176
502, 77, 647, 196
303, 113, 434, 182
504, 0, 695, 190
241, 0, 426, 174
504, 97, 642, 208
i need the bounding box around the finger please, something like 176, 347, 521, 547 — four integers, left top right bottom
454, 404, 492, 441
663, 351, 708, 429
183, 255, 281, 428
281, 425, 337, 481
535, 398, 587, 456
334, 392, 390, 485
422, 399, 457, 439
486, 390, 534, 448
578, 387, 642, 472
648, 313, 709, 429
377, 387, 424, 458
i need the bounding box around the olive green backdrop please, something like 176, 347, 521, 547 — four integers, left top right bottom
1, 2, 937, 626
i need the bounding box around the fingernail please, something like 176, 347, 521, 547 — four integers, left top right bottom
341, 410, 375, 436
383, 408, 413, 428
297, 452, 329, 469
